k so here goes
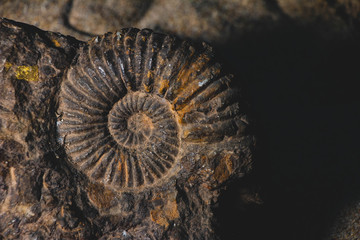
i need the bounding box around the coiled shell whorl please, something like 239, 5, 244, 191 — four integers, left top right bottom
58, 28, 243, 192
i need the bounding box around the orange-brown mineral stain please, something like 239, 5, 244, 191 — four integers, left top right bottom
158, 79, 169, 95
52, 39, 61, 48
118, 152, 126, 172
182, 127, 206, 142
146, 70, 154, 79
213, 153, 234, 184
143, 82, 152, 93
87, 183, 115, 209
172, 51, 210, 98
150, 192, 179, 228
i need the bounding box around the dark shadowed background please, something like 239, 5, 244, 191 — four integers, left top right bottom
1, 0, 359, 239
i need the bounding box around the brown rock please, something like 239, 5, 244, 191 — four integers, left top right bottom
278, 0, 360, 37
0, 18, 254, 239
1, 0, 359, 43
327, 200, 360, 240
68, 0, 152, 36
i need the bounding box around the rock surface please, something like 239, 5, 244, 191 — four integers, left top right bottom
1, 1, 360, 239
0, 18, 254, 239
0, 0, 359, 43
328, 199, 360, 240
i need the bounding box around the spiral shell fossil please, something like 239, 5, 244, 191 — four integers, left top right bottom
58, 28, 242, 192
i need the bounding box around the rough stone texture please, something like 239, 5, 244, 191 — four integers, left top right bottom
1, 1, 360, 239
68, 0, 153, 36
0, 1, 79, 38
0, 0, 359, 43
0, 18, 254, 239
278, 0, 360, 36
328, 199, 360, 240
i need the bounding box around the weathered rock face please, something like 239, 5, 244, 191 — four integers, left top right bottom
1, 0, 359, 43
328, 199, 360, 239
0, 18, 254, 239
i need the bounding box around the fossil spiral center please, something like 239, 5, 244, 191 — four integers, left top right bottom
127, 113, 153, 136
108, 103, 152, 148
108, 92, 178, 149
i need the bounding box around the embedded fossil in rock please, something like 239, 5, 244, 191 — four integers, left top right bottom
1, 19, 254, 238
58, 28, 244, 193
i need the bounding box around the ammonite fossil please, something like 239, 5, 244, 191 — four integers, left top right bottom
58, 28, 243, 192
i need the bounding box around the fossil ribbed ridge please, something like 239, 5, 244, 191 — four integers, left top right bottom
58, 28, 241, 191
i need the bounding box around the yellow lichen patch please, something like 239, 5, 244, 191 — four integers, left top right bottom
52, 39, 61, 47
4, 62, 12, 71
213, 153, 234, 184
150, 192, 180, 228
87, 183, 115, 209
15, 65, 39, 82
